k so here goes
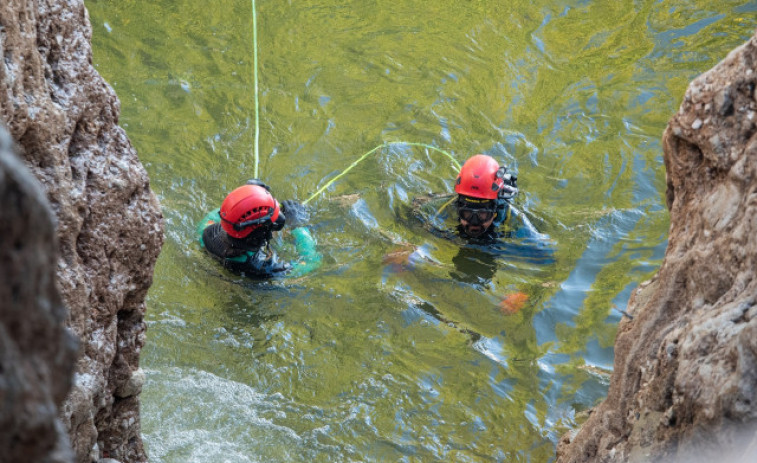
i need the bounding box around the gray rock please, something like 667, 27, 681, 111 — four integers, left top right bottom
115, 368, 146, 399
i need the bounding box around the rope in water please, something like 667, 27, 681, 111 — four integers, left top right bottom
303, 142, 461, 205
251, 0, 261, 178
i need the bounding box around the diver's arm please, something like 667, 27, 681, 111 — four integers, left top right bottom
508, 206, 547, 240
281, 200, 322, 277
289, 227, 322, 277
239, 248, 291, 277
506, 205, 557, 263
501, 205, 557, 264
216, 247, 291, 277
201, 219, 291, 277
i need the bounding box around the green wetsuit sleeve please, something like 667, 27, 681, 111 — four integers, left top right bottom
197, 208, 222, 246
288, 227, 322, 277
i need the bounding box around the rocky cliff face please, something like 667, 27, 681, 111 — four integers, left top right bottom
0, 126, 78, 463
557, 32, 757, 463
0, 1, 163, 462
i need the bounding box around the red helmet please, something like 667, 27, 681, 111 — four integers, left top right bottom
454, 154, 504, 200
219, 185, 280, 238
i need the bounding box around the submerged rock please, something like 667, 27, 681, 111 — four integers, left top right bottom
0, 1, 163, 462
556, 32, 757, 463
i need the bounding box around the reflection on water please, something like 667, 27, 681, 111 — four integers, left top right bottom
86, 0, 756, 461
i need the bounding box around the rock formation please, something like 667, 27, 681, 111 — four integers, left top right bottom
0, 1, 163, 462
556, 32, 757, 463
0, 126, 78, 463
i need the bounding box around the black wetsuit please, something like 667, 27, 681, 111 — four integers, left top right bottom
202, 218, 291, 278
411, 194, 555, 266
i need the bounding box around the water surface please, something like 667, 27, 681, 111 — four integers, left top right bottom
86, 0, 757, 461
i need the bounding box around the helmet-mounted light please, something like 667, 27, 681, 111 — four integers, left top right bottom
496, 167, 518, 201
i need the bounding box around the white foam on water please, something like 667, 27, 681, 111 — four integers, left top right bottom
141, 367, 311, 463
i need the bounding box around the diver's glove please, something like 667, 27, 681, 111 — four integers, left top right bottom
281, 200, 309, 229
247, 247, 291, 277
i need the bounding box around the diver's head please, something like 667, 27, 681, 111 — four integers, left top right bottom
219, 184, 280, 239
454, 154, 518, 237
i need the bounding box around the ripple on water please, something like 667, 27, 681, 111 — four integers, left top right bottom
85, 0, 757, 461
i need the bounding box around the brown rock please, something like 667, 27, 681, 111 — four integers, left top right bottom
557, 32, 757, 463
1, 1, 163, 462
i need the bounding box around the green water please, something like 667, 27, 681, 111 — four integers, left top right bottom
86, 1, 756, 461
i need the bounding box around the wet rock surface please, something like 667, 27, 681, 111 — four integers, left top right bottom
557, 32, 757, 463
1, 1, 163, 462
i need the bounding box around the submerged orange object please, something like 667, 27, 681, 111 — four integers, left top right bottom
500, 291, 529, 315
381, 248, 412, 264
382, 247, 416, 272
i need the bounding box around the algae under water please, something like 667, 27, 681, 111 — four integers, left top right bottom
86, 0, 757, 461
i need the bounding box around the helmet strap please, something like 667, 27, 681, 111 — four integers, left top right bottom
220, 208, 275, 231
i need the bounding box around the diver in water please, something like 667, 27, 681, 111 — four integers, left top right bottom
406, 153, 553, 283
414, 153, 545, 243
455, 154, 555, 274
198, 179, 320, 278
453, 153, 521, 240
